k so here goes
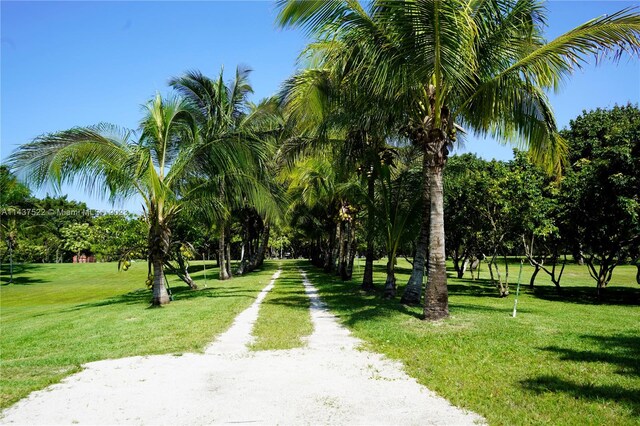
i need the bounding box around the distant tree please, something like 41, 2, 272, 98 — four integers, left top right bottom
512, 152, 567, 290
560, 104, 640, 295
0, 166, 33, 282
444, 154, 487, 279
91, 214, 146, 262
60, 223, 93, 261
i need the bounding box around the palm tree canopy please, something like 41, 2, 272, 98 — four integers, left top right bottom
278, 0, 640, 172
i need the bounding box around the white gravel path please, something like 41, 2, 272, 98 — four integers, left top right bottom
1, 268, 484, 426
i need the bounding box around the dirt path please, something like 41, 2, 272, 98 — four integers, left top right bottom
1, 268, 484, 425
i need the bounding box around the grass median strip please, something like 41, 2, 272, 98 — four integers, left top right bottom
250, 268, 313, 351
0, 260, 278, 409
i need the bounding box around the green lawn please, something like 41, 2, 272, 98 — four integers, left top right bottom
250, 267, 313, 351
0, 260, 278, 409
301, 258, 639, 426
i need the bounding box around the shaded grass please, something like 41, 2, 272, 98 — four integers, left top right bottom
298, 258, 640, 426
0, 260, 278, 409
250, 267, 313, 351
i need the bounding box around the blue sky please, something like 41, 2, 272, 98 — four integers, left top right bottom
2, 1, 639, 212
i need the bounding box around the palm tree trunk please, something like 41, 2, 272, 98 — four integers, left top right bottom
8, 239, 14, 284
423, 156, 449, 320
151, 257, 170, 305
219, 231, 230, 280
341, 221, 355, 280
324, 222, 335, 273
254, 223, 270, 269
148, 216, 171, 305
401, 151, 430, 305
362, 172, 376, 291
383, 257, 396, 298
334, 222, 343, 276
225, 242, 232, 278
347, 226, 356, 280
248, 223, 270, 272
338, 220, 349, 279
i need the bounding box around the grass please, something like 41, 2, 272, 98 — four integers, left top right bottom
250, 267, 313, 351
0, 260, 278, 409
299, 258, 639, 426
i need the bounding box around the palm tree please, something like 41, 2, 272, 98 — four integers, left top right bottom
278, 0, 640, 320
376, 149, 422, 298
9, 94, 243, 305
281, 66, 395, 288
170, 68, 281, 280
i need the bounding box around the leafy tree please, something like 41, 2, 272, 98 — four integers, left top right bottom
60, 223, 93, 261
0, 166, 33, 282
512, 152, 567, 289
91, 214, 146, 262
443, 154, 487, 279
281, 66, 395, 290
560, 104, 640, 295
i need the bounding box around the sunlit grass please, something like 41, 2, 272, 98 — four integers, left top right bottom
250, 267, 313, 351
0, 260, 278, 409
299, 258, 639, 426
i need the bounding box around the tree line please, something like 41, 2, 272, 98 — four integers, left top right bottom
3, 1, 639, 314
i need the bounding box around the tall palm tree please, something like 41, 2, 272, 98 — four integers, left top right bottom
281, 66, 395, 288
9, 94, 242, 305
278, 0, 640, 320
170, 68, 281, 280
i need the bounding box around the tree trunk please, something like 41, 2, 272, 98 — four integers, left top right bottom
362, 172, 376, 291
323, 222, 335, 273
401, 150, 430, 305
248, 223, 270, 271
237, 241, 248, 275
334, 222, 342, 276
174, 249, 197, 290
152, 257, 170, 305
341, 221, 355, 280
347, 226, 356, 280
218, 231, 230, 280
424, 151, 448, 320
529, 264, 541, 289
148, 213, 171, 305
336, 221, 344, 276
383, 258, 396, 299
225, 242, 232, 279
8, 241, 14, 284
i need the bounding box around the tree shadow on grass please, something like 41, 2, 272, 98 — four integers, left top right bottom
530, 285, 639, 306
297, 260, 508, 322
447, 278, 504, 298
522, 333, 640, 416
302, 267, 424, 325
542, 334, 640, 377
64, 285, 258, 311
0, 263, 48, 285
521, 376, 639, 416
